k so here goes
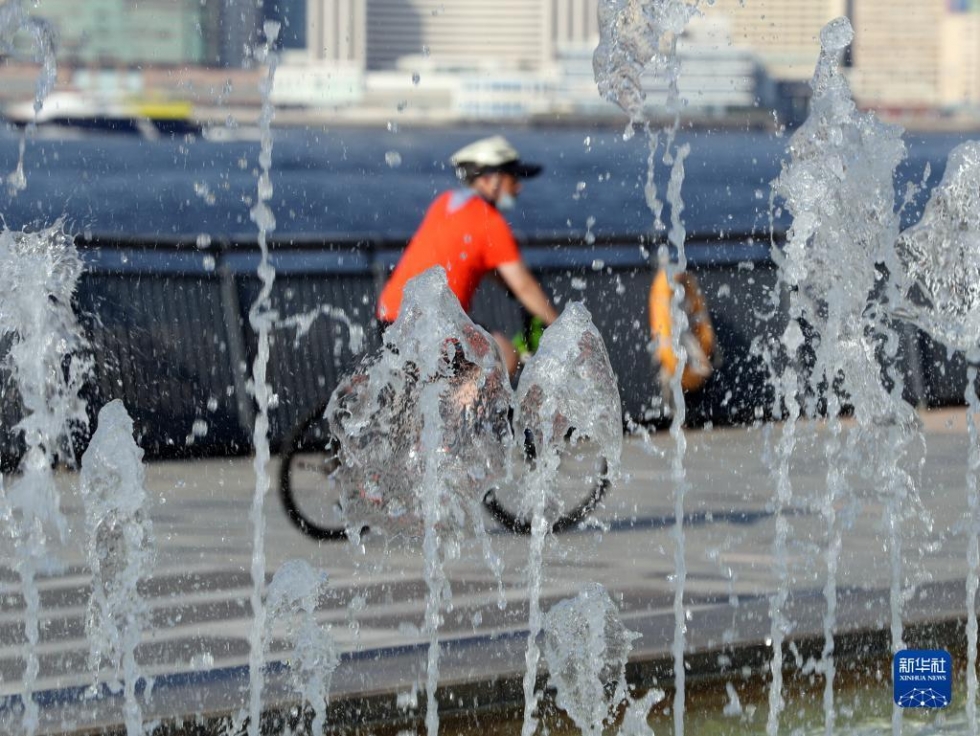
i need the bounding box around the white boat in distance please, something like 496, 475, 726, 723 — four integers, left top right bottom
3, 91, 201, 138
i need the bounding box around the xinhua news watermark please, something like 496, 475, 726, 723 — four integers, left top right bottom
893, 649, 952, 708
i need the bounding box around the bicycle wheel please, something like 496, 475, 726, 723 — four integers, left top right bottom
278, 400, 349, 541
483, 430, 610, 534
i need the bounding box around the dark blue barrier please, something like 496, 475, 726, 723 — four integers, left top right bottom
0, 230, 964, 465
75, 251, 248, 456
230, 249, 379, 440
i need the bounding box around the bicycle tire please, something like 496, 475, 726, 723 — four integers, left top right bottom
281, 402, 611, 540
278, 399, 349, 541
481, 433, 610, 534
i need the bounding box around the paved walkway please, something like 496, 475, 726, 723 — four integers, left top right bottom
0, 408, 976, 734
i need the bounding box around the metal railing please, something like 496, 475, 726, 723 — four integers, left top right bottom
0, 229, 962, 464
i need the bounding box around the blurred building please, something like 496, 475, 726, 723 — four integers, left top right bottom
850, 0, 947, 108
703, 0, 847, 82
850, 0, 980, 111
306, 0, 365, 66
265, 0, 308, 53
30, 0, 205, 66
363, 0, 552, 71
24, 0, 263, 68
704, 0, 980, 114
288, 0, 768, 119
213, 0, 262, 68
9, 0, 980, 122
940, 2, 980, 111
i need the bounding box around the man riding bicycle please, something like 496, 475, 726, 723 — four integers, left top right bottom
376, 135, 559, 376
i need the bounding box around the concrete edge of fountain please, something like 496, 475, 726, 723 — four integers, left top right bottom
21, 577, 972, 735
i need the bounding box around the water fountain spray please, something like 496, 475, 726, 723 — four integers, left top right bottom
894, 140, 980, 732
243, 19, 280, 736
80, 399, 155, 736
767, 16, 916, 736
264, 559, 338, 736
542, 583, 639, 736
326, 267, 513, 736
0, 0, 57, 195
512, 303, 622, 736
594, 3, 699, 732
0, 224, 91, 736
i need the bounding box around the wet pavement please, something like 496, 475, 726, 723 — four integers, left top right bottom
1, 407, 977, 734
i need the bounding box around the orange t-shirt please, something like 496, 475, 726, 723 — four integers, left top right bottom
377, 190, 521, 321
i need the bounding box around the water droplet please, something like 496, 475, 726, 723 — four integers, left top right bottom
196, 233, 212, 249
411, 72, 421, 86
422, 45, 431, 57
385, 151, 402, 168
387, 120, 399, 133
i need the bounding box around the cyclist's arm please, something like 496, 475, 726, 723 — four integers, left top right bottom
496, 260, 559, 325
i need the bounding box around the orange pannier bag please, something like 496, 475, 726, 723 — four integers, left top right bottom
649, 268, 716, 393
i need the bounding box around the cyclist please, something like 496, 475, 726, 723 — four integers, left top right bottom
376, 135, 559, 376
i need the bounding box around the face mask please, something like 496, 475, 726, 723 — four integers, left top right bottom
496, 191, 516, 211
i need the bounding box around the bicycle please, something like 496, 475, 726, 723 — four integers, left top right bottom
278, 319, 611, 542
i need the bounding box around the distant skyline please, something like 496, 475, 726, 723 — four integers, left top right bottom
5, 0, 980, 124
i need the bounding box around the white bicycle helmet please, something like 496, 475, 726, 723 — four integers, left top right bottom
450, 135, 543, 180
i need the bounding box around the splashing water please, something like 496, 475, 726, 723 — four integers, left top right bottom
244, 20, 280, 736
80, 399, 155, 736
767, 16, 918, 736
327, 267, 512, 736
595, 4, 699, 733
618, 689, 665, 736
265, 560, 338, 736
0, 223, 91, 736
278, 304, 365, 353
513, 302, 622, 736
894, 140, 980, 733
328, 267, 513, 542
0, 0, 57, 195
773, 18, 904, 309
514, 303, 622, 487
895, 142, 980, 355
542, 583, 638, 736
593, 0, 698, 131
0, 226, 91, 458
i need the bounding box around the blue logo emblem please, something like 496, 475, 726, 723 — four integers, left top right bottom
894, 649, 952, 708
